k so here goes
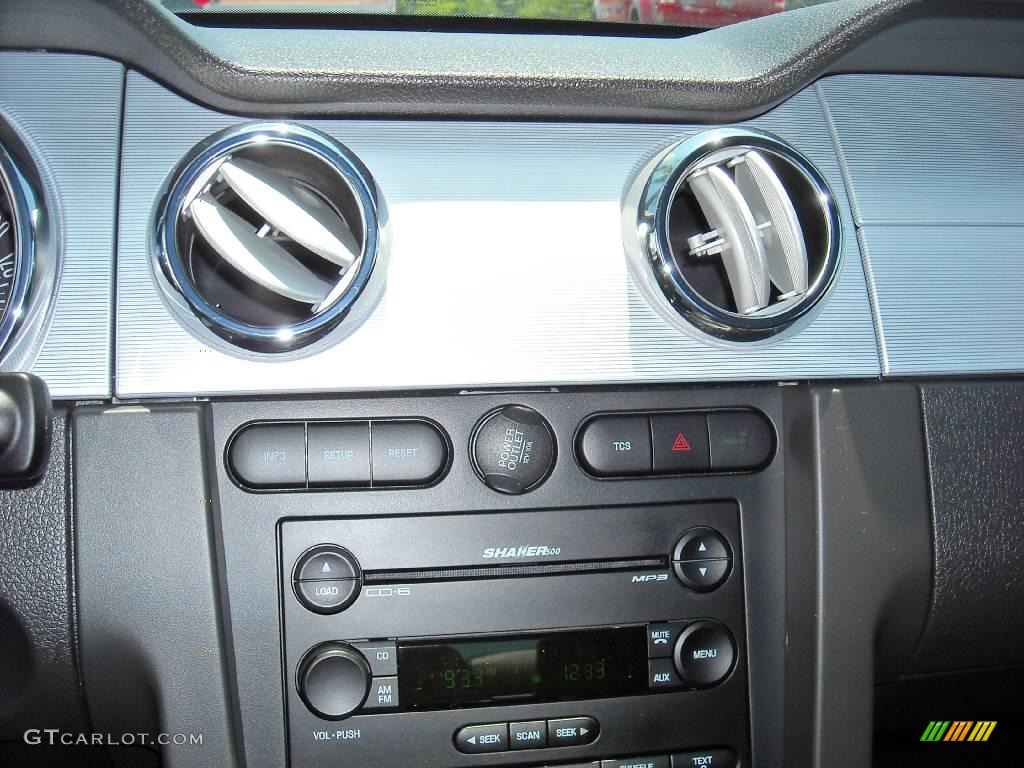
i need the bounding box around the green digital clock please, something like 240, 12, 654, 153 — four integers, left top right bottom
399, 627, 646, 710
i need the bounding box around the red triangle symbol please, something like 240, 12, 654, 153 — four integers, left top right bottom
672, 433, 691, 452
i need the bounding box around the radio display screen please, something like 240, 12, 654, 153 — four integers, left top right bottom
397, 627, 648, 710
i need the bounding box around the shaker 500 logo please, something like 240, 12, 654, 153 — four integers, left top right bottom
482, 545, 562, 559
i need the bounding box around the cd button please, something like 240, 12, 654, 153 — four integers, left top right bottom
509, 720, 547, 750
454, 723, 509, 754
547, 716, 599, 747
352, 641, 397, 677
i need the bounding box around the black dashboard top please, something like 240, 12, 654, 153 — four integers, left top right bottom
1, 0, 1023, 121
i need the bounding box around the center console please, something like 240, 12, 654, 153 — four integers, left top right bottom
197, 386, 787, 768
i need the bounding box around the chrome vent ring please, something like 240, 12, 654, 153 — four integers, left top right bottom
625, 128, 841, 342
155, 123, 383, 355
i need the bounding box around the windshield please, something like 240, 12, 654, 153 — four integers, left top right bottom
162, 0, 838, 30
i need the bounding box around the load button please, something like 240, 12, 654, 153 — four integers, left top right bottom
548, 716, 599, 747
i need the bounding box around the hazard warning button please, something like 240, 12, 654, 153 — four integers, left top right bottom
651, 414, 709, 473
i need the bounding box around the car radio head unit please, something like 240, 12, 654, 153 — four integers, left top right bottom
279, 503, 749, 767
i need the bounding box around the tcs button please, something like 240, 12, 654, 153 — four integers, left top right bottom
471, 405, 556, 494
576, 415, 652, 476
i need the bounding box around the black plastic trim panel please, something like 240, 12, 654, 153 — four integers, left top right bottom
909, 381, 1024, 673
0, 413, 100, 767
782, 383, 932, 768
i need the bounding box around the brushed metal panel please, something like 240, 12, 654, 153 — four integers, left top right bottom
819, 74, 1024, 375
0, 53, 122, 398
116, 73, 878, 397
819, 75, 1024, 225
860, 225, 1024, 375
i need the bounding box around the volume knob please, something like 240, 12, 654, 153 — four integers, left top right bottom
297, 642, 371, 720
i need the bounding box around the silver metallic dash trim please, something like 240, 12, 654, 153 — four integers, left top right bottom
117, 72, 879, 397
814, 81, 889, 375
0, 53, 121, 398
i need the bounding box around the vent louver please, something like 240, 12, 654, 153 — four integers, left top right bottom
624, 128, 841, 342
0, 140, 43, 363
155, 123, 383, 355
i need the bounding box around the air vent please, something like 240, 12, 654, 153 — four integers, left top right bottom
155, 123, 383, 355
0, 141, 38, 359
624, 128, 841, 341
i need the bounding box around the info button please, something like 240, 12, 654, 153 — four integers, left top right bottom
228, 423, 305, 488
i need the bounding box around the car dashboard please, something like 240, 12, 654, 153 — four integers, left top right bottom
0, 1, 1022, 767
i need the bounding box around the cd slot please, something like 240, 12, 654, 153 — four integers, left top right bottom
363, 556, 668, 584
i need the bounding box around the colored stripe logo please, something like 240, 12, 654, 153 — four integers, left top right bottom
920, 721, 997, 742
